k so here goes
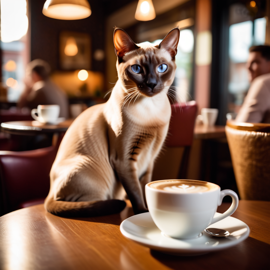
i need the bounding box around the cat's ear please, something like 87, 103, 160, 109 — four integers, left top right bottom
159, 28, 180, 60
113, 28, 139, 58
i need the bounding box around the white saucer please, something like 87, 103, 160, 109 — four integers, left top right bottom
32, 117, 65, 126
120, 212, 250, 256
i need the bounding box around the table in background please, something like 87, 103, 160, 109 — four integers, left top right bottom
1, 119, 73, 136
190, 125, 233, 190
194, 125, 226, 139
0, 120, 74, 148
0, 200, 269, 269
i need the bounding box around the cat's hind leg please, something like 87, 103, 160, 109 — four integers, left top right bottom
45, 160, 126, 218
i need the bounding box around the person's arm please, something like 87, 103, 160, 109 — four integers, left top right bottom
236, 78, 270, 123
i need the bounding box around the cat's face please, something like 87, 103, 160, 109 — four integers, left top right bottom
114, 28, 180, 98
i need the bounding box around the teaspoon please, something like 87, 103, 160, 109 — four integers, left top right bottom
204, 228, 230, 238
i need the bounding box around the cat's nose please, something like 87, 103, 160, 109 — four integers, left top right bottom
146, 83, 157, 90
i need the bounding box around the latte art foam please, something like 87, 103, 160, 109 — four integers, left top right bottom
163, 184, 209, 193
148, 180, 218, 193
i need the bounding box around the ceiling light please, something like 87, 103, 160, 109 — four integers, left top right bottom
135, 0, 156, 21
42, 0, 91, 20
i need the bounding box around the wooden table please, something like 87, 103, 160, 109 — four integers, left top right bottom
0, 120, 74, 148
194, 125, 226, 139
0, 119, 74, 136
0, 201, 269, 269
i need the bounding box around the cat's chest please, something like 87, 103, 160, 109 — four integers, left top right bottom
124, 95, 171, 127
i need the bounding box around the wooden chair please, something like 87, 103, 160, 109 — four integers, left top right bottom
0, 146, 57, 215
165, 101, 198, 178
226, 121, 270, 201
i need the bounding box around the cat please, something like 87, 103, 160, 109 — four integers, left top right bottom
45, 27, 180, 217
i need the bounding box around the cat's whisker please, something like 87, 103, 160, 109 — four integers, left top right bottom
123, 93, 133, 106
104, 90, 113, 98
122, 91, 136, 108
127, 91, 137, 107
133, 91, 141, 104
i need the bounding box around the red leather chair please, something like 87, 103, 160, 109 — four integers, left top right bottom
165, 101, 198, 178
0, 146, 57, 216
0, 109, 33, 123
0, 109, 33, 151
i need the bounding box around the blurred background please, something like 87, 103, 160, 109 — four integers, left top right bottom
0, 0, 269, 122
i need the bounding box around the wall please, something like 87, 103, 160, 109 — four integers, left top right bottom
29, 0, 105, 74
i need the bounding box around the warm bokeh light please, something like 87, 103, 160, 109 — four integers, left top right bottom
179, 29, 194, 53
64, 37, 78, 56
250, 1, 256, 7
1, 0, 28, 42
135, 0, 156, 21
4, 60, 17, 72
196, 31, 212, 66
6, 78, 18, 88
78, 70, 89, 81
140, 1, 150, 14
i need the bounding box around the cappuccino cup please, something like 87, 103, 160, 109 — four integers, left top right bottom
145, 179, 239, 239
31, 105, 60, 124
201, 108, 218, 126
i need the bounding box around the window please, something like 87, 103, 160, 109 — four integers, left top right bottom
227, 3, 267, 115
1, 0, 29, 102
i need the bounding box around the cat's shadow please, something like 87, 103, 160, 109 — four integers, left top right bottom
71, 204, 134, 226
45, 202, 134, 226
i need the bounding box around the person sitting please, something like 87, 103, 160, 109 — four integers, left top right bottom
236, 45, 270, 123
17, 59, 69, 119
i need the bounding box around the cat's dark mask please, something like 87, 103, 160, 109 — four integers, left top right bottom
113, 28, 180, 97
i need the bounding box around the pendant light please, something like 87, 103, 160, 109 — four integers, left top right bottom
42, 0, 91, 20
135, 0, 156, 21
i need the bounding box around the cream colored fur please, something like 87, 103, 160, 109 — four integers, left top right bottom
45, 28, 179, 216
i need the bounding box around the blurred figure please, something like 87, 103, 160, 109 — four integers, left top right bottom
236, 45, 270, 123
18, 59, 69, 118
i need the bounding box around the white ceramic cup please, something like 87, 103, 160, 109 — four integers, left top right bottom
145, 179, 239, 239
31, 105, 60, 124
201, 108, 218, 126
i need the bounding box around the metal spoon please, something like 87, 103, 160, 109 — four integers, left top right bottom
204, 228, 230, 238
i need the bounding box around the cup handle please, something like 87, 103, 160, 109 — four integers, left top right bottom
210, 190, 239, 225
31, 109, 40, 121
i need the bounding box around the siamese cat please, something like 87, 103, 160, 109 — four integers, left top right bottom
45, 27, 180, 217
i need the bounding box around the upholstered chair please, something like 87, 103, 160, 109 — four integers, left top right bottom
0, 146, 57, 215
165, 101, 198, 178
226, 121, 270, 201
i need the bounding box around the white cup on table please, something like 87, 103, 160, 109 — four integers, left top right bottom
200, 108, 218, 126
31, 105, 60, 124
145, 179, 239, 239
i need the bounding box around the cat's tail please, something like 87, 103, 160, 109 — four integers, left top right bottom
44, 195, 127, 218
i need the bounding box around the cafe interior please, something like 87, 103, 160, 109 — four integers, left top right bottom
0, 0, 270, 269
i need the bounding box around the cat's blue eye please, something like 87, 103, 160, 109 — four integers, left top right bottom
157, 64, 168, 73
131, 65, 142, 74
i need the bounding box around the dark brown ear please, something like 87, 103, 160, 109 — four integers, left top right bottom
113, 28, 139, 58
159, 28, 180, 60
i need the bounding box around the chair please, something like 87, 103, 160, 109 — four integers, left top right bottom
0, 146, 57, 215
226, 121, 270, 201
0, 108, 33, 123
0, 109, 33, 151
165, 101, 198, 178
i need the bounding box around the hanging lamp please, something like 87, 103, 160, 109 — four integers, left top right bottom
135, 0, 156, 21
42, 0, 91, 20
